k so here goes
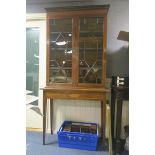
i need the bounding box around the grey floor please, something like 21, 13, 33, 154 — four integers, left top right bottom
26, 131, 128, 155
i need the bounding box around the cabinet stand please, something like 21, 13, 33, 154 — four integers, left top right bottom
42, 87, 109, 146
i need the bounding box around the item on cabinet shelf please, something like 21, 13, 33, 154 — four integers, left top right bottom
84, 69, 97, 83
55, 32, 68, 46
57, 121, 98, 151
54, 68, 67, 83
83, 61, 100, 83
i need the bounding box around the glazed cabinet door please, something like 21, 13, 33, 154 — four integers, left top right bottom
47, 18, 73, 84
78, 16, 105, 85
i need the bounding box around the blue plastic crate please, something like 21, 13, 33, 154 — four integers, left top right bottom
57, 121, 98, 151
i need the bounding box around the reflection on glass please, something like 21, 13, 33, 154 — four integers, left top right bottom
79, 17, 104, 83
50, 18, 72, 83
26, 28, 39, 105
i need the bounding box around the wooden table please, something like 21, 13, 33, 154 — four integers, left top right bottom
42, 86, 110, 145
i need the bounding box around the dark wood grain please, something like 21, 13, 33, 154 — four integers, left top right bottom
43, 92, 47, 145
50, 99, 53, 134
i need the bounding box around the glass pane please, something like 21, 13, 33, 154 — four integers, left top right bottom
26, 27, 39, 105
49, 18, 72, 83
79, 17, 104, 83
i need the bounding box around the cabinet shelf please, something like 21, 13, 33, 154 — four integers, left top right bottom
51, 32, 72, 35
50, 48, 102, 51
50, 31, 103, 37
50, 67, 72, 70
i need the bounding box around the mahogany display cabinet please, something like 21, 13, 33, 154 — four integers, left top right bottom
42, 5, 110, 146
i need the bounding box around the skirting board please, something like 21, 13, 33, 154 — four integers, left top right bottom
26, 128, 53, 133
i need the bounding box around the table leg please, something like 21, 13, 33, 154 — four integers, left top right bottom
101, 100, 106, 146
43, 92, 47, 145
50, 99, 53, 134
115, 98, 123, 153
111, 88, 115, 139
